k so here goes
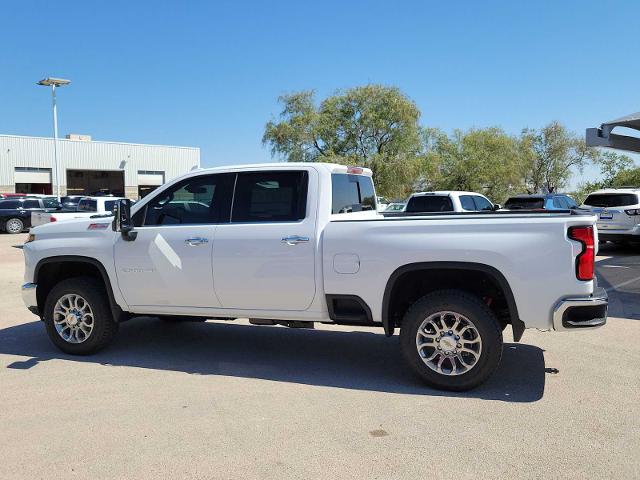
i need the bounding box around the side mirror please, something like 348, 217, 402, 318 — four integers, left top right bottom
493, 204, 502, 211
113, 199, 137, 241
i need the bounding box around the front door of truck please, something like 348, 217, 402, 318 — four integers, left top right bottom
114, 173, 233, 308
212, 169, 317, 311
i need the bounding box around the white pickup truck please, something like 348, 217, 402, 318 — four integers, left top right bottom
31, 196, 124, 227
21, 163, 607, 390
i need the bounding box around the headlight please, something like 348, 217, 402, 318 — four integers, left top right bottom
25, 233, 36, 244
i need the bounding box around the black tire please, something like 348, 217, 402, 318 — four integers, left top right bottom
43, 276, 118, 355
4, 217, 24, 234
399, 289, 503, 391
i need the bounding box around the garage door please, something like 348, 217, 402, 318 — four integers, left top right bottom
15, 167, 52, 184
138, 171, 165, 185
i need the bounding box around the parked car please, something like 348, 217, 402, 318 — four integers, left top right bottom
384, 202, 406, 212
581, 188, 640, 244
503, 194, 578, 211
0, 197, 61, 233
23, 163, 607, 391
404, 191, 497, 213
31, 196, 125, 227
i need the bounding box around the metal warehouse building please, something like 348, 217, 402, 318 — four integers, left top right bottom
0, 134, 200, 199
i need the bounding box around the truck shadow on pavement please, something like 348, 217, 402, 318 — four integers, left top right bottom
0, 319, 546, 402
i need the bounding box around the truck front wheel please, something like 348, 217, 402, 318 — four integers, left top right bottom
399, 290, 503, 391
43, 276, 118, 355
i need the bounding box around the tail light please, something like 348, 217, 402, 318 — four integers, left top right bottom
568, 226, 594, 281
625, 209, 640, 215
347, 166, 364, 174
50, 216, 57, 222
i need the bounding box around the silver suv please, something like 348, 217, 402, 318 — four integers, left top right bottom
581, 188, 640, 244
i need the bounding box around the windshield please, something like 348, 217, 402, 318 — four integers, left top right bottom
405, 195, 453, 213
504, 197, 544, 209
583, 193, 638, 207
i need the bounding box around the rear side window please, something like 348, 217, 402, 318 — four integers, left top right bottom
406, 195, 454, 213
584, 193, 638, 207
552, 197, 567, 209
78, 199, 98, 212
232, 171, 308, 222
504, 197, 544, 209
331, 174, 376, 214
0, 200, 19, 209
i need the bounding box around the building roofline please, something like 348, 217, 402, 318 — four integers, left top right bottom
0, 133, 200, 151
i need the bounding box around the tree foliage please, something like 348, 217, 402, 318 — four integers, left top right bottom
263, 85, 423, 198
519, 122, 598, 194
421, 127, 522, 201
263, 85, 636, 203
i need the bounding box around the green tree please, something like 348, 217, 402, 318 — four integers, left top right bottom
421, 127, 523, 202
520, 121, 598, 193
263, 85, 423, 198
573, 151, 637, 201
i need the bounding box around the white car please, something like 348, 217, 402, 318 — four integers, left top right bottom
404, 191, 497, 213
22, 163, 606, 391
581, 188, 640, 244
31, 196, 125, 227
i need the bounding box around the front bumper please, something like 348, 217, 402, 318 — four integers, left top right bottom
21, 283, 39, 316
553, 287, 608, 331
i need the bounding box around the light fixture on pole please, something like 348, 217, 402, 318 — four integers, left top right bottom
37, 77, 71, 200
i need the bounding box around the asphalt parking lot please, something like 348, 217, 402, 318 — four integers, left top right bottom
0, 234, 638, 479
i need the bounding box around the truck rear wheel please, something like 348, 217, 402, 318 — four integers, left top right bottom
5, 218, 24, 234
399, 289, 503, 391
43, 276, 118, 355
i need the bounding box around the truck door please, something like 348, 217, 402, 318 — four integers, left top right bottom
114, 173, 233, 308
212, 169, 317, 311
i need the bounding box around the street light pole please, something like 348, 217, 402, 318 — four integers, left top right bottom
50, 84, 60, 200
37, 77, 70, 201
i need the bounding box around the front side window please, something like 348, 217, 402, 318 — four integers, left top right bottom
104, 200, 117, 213
473, 196, 494, 211
232, 171, 308, 222
141, 174, 224, 226
459, 195, 476, 211
23, 200, 40, 209
43, 198, 61, 209
331, 174, 376, 214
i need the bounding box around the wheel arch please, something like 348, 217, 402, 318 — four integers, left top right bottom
381, 261, 525, 341
34, 256, 125, 322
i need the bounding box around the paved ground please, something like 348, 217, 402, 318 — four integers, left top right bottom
0, 233, 638, 479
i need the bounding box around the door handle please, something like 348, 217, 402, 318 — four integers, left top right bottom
281, 235, 309, 246
184, 237, 209, 246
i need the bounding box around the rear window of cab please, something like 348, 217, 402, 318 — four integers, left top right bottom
583, 193, 638, 207
331, 174, 376, 214
405, 195, 453, 213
